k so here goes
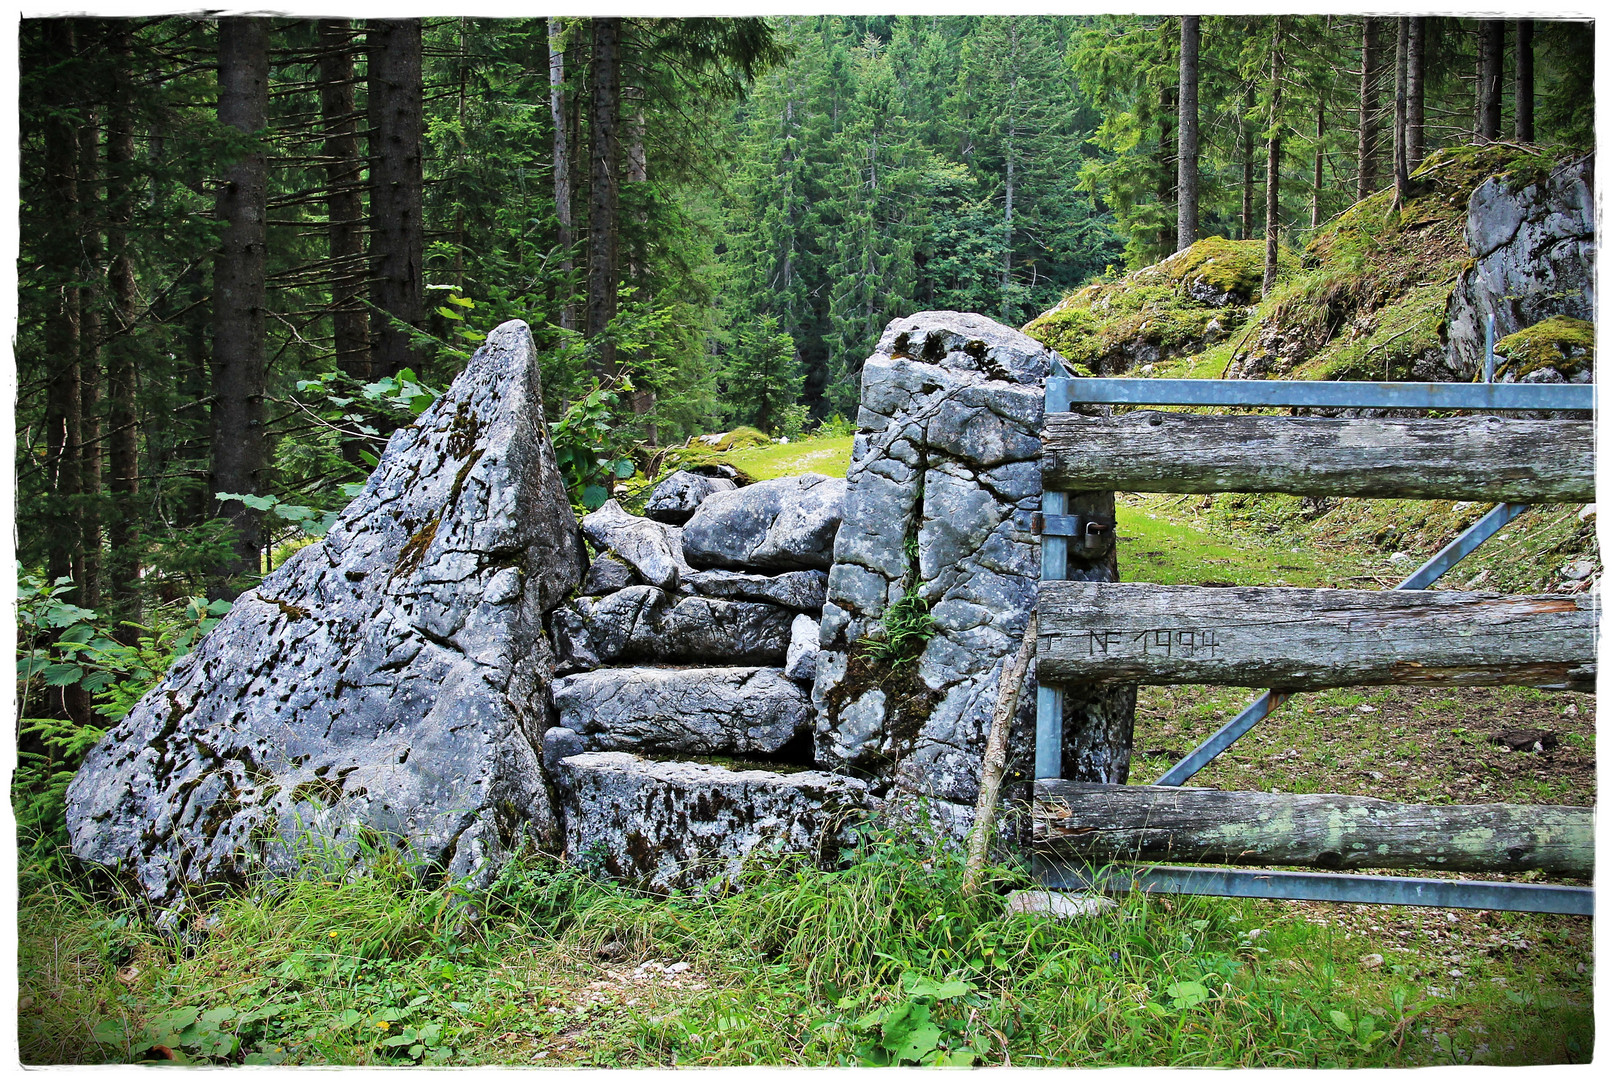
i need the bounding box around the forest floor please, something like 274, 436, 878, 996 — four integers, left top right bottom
16, 435, 1596, 1067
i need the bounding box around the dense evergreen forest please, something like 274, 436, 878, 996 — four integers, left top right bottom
14, 12, 1596, 623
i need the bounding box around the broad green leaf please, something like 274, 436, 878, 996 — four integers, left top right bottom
448, 294, 474, 308
206, 600, 233, 616
581, 484, 610, 510
612, 458, 636, 479
43, 663, 85, 687
436, 305, 464, 321
893, 1022, 942, 1063
1167, 981, 1210, 1009
1330, 1010, 1354, 1035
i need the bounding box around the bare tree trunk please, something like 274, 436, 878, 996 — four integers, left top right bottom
588, 17, 621, 377
79, 103, 103, 611
1176, 15, 1199, 251
42, 19, 82, 598
106, 18, 141, 624
1262, 20, 1282, 298
549, 16, 575, 332
1392, 18, 1409, 210
318, 19, 368, 382
1310, 96, 1325, 230
1514, 19, 1534, 142
1356, 17, 1378, 199
366, 19, 425, 380
1407, 17, 1426, 169
1477, 19, 1503, 142
211, 16, 270, 595
1240, 84, 1254, 240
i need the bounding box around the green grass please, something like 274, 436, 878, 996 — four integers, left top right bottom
26, 828, 1587, 1068
718, 434, 854, 481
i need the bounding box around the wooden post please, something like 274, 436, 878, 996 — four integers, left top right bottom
963, 612, 1037, 894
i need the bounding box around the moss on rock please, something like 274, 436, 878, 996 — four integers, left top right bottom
1495, 316, 1596, 381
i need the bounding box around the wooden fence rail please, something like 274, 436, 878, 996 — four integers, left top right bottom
1038, 581, 1596, 691
1034, 781, 1595, 879
1042, 413, 1595, 503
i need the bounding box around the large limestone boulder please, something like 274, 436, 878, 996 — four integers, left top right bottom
812, 312, 1135, 831
549, 666, 813, 756
682, 474, 845, 571
65, 322, 584, 904
551, 585, 793, 670
1446, 155, 1595, 378
643, 470, 737, 525
551, 752, 873, 890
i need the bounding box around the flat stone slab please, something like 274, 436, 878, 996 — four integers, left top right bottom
552, 585, 793, 670
551, 752, 874, 890
682, 473, 845, 571
65, 321, 584, 903
550, 666, 813, 756
682, 568, 828, 610
581, 500, 689, 590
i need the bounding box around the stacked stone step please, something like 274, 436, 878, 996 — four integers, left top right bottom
545, 470, 873, 890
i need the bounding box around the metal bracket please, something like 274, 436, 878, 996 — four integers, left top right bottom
1021, 510, 1115, 560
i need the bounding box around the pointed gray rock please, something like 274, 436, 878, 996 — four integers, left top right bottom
551, 666, 812, 756
682, 473, 845, 571
581, 552, 637, 595
65, 321, 585, 904
785, 614, 820, 682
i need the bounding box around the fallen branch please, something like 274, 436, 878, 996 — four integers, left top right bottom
962, 610, 1038, 895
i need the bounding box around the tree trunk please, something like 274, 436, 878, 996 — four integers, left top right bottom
549, 16, 575, 332
318, 19, 368, 383
1477, 19, 1503, 142
1392, 18, 1409, 210
106, 18, 141, 624
1407, 17, 1426, 169
1356, 17, 1378, 199
1002, 121, 1015, 319
42, 19, 82, 597
1176, 15, 1199, 251
78, 102, 104, 611
1240, 85, 1254, 240
212, 16, 271, 595
1310, 96, 1324, 230
1156, 78, 1176, 257
1262, 20, 1281, 298
588, 17, 622, 377
366, 19, 425, 380
1514, 19, 1534, 142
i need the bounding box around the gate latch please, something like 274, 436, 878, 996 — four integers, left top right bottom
1026, 511, 1115, 559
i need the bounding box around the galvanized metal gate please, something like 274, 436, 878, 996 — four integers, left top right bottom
1031, 373, 1596, 916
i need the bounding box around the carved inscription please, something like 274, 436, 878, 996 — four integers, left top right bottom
1082, 628, 1220, 657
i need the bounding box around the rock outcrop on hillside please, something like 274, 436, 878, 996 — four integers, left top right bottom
1447, 154, 1595, 379
66, 322, 584, 903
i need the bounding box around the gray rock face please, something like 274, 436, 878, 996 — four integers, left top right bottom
551, 666, 813, 756
812, 312, 1072, 825
551, 586, 792, 670
1446, 155, 1596, 378
785, 614, 820, 682
644, 470, 737, 525
65, 321, 584, 903
551, 752, 873, 890
581, 500, 689, 590
682, 568, 828, 610
682, 474, 845, 571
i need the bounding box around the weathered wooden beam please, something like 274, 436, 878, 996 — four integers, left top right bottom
1034, 781, 1594, 879
1042, 412, 1594, 503
1037, 582, 1595, 691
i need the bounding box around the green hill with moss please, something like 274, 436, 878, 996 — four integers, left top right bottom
1024, 144, 1594, 385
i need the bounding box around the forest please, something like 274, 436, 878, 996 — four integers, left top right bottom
13, 12, 1600, 1068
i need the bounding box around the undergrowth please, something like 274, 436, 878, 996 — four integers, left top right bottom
21, 825, 1542, 1068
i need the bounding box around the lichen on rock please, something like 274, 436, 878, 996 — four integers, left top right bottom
66, 321, 584, 904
